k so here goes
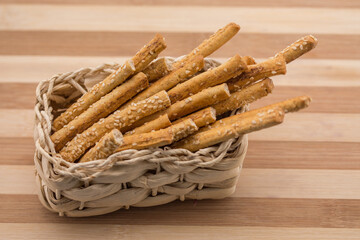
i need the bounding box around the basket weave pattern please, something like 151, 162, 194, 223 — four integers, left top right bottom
33, 58, 248, 217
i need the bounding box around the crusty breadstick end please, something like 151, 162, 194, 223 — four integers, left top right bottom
276, 35, 318, 64
142, 58, 173, 82
79, 129, 123, 163
214, 78, 274, 115
169, 119, 198, 141
172, 107, 216, 128
242, 56, 256, 65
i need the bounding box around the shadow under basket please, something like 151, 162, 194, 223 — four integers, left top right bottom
33, 58, 249, 217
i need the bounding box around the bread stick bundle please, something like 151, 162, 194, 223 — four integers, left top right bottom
214, 78, 274, 116
142, 58, 173, 82
79, 129, 123, 163
227, 55, 286, 92
131, 83, 230, 129
275, 35, 318, 64
115, 119, 198, 152
173, 108, 285, 152
168, 54, 247, 103
51, 72, 148, 151
124, 114, 171, 136
53, 34, 166, 131
172, 23, 240, 68
60, 91, 171, 162
119, 55, 204, 111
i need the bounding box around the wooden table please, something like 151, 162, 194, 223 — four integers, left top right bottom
1, 1, 360, 239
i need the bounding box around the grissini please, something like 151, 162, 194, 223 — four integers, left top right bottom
51, 72, 148, 151
202, 95, 311, 133
79, 129, 123, 163
53, 33, 166, 131
227, 55, 286, 92
124, 114, 171, 136
172, 23, 240, 69
168, 54, 246, 103
119, 55, 204, 111
115, 129, 174, 152
173, 108, 285, 152
60, 91, 171, 162
134, 83, 230, 127
172, 107, 216, 128
142, 58, 173, 82
242, 56, 256, 65
275, 35, 318, 64
116, 119, 198, 152
213, 78, 274, 116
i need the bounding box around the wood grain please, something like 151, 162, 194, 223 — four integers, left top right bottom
1, 224, 360, 240
1, 195, 360, 228
1, 31, 359, 60
1, 0, 360, 8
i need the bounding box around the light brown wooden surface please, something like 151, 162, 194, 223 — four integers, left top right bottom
0, 1, 360, 239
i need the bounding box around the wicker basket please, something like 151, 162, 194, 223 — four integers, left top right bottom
33, 57, 248, 217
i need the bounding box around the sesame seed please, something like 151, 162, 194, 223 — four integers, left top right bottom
292, 46, 297, 50
267, 109, 274, 113
250, 77, 254, 80
251, 120, 257, 125
185, 70, 190, 74
132, 142, 137, 146
271, 71, 277, 74
224, 68, 228, 72
300, 45, 304, 50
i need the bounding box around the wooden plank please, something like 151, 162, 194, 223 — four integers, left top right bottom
1, 5, 359, 35
2, 83, 359, 113
245, 141, 360, 170
1, 223, 360, 240
2, 165, 360, 200
249, 113, 360, 143
2, 138, 360, 170
1, 31, 358, 60
2, 56, 360, 87
2, 110, 360, 142
1, 194, 360, 228
1, 0, 359, 8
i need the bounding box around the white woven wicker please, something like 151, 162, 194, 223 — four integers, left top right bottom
33, 57, 248, 217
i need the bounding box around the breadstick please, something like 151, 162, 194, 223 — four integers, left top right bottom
79, 129, 123, 163
173, 108, 284, 151
261, 95, 312, 113
275, 35, 318, 64
172, 23, 240, 69
124, 114, 171, 136
115, 129, 174, 152
53, 34, 166, 131
119, 55, 204, 111
142, 58, 173, 82
172, 107, 216, 128
168, 54, 246, 103
214, 78, 274, 116
242, 56, 256, 65
60, 91, 171, 162
227, 55, 286, 92
51, 72, 148, 151
169, 118, 198, 141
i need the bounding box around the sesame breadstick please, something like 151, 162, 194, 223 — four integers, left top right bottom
227, 55, 286, 92
51, 72, 148, 151
173, 108, 284, 152
172, 107, 216, 128
276, 35, 318, 64
60, 91, 171, 162
172, 23, 240, 69
124, 114, 171, 136
169, 118, 198, 142
168, 55, 247, 103
119, 55, 204, 111
115, 128, 174, 152
53, 34, 166, 131
242, 56, 256, 65
79, 129, 123, 163
142, 58, 173, 82
202, 95, 311, 134
214, 78, 274, 116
